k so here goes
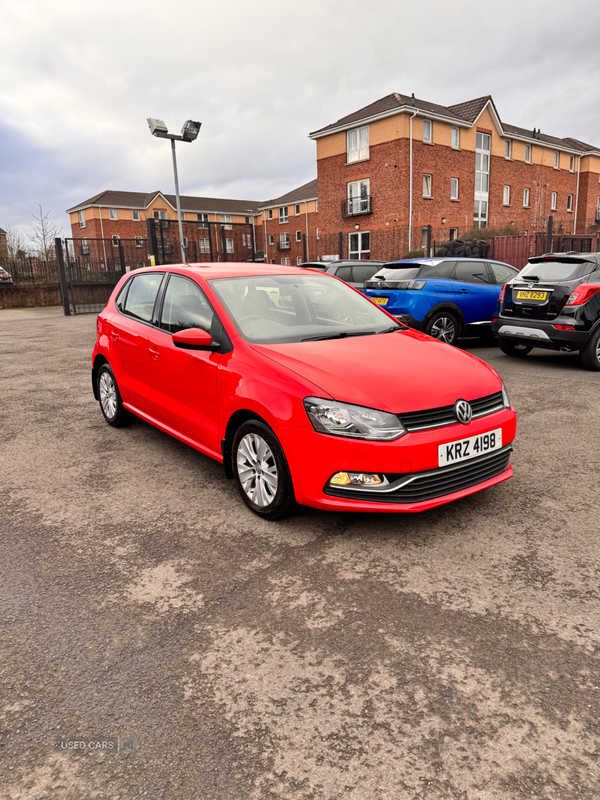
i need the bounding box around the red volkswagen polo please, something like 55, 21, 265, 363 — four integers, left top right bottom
92, 264, 516, 520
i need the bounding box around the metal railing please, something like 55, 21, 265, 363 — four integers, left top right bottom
341, 196, 372, 218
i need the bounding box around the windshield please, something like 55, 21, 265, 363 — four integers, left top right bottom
520, 260, 592, 282
210, 273, 401, 344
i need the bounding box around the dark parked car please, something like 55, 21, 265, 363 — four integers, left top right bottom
492, 252, 600, 370
0, 267, 13, 283
324, 260, 387, 292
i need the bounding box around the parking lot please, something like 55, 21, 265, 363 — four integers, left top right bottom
1, 306, 600, 800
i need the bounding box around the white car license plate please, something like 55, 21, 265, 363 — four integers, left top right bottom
438, 428, 502, 467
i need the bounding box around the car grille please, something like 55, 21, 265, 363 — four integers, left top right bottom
398, 391, 504, 432
324, 446, 512, 504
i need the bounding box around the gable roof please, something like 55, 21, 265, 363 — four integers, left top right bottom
66, 190, 263, 215
447, 96, 493, 123
260, 179, 318, 209
0, 227, 6, 235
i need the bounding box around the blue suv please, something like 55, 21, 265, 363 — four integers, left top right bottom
364, 257, 518, 345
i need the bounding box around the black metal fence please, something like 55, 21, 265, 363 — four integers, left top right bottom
146, 218, 257, 264
2, 258, 59, 284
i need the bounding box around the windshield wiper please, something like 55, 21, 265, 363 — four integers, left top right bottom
301, 330, 377, 342
376, 325, 402, 334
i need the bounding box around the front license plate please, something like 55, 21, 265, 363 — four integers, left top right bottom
516, 290, 548, 301
372, 297, 388, 305
438, 428, 502, 467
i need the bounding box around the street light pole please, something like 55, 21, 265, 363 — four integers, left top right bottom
147, 118, 201, 265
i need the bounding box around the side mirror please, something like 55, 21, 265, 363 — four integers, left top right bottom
172, 328, 215, 350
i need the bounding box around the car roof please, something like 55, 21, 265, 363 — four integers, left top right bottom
383, 257, 516, 268
125, 263, 332, 280
328, 260, 386, 266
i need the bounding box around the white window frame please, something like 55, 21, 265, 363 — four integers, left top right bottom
132, 209, 140, 221
279, 232, 290, 249
268, 234, 274, 245
199, 238, 210, 254
421, 227, 429, 250
523, 188, 530, 208
525, 144, 532, 164
295, 230, 302, 242
347, 126, 369, 163
449, 228, 458, 240
347, 179, 370, 214
503, 185, 510, 205
281, 257, 291, 266
78, 210, 86, 228
154, 210, 167, 220
81, 237, 89, 254
182, 236, 188, 248
134, 236, 143, 248
423, 174, 432, 197
296, 256, 303, 265
451, 127, 460, 149
111, 234, 120, 247
450, 177, 459, 200
551, 192, 557, 211
220, 214, 232, 230
198, 213, 209, 228
316, 227, 320, 240
279, 207, 289, 224
505, 140, 512, 160
109, 208, 118, 220
348, 231, 370, 259
294, 204, 300, 215
570, 155, 575, 172
554, 151, 560, 170
225, 238, 234, 254
315, 200, 318, 212
423, 119, 432, 144
567, 194, 573, 211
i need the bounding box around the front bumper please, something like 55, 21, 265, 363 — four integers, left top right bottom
492, 317, 590, 350
275, 408, 516, 512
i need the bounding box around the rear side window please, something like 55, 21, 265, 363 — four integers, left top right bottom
489, 263, 517, 285
122, 273, 164, 322
454, 261, 491, 284
334, 266, 353, 282
352, 264, 380, 284
161, 274, 215, 334
418, 261, 456, 279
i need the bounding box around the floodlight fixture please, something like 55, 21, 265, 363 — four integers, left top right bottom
181, 120, 201, 142
147, 118, 169, 137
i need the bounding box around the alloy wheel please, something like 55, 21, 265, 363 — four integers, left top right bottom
430, 317, 456, 343
99, 371, 117, 420
236, 433, 279, 508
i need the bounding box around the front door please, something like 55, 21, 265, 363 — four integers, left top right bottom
146, 273, 221, 454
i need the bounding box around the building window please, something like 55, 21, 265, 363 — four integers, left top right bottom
421, 227, 429, 250
449, 228, 458, 240
135, 236, 143, 247
554, 151, 560, 169
525, 144, 532, 163
225, 238, 234, 253
597, 197, 600, 219
347, 126, 369, 162
348, 179, 370, 214
245, 216, 250, 224
349, 231, 369, 259
570, 155, 575, 172
295, 204, 300, 215
315, 200, 318, 212
111, 235, 120, 247
268, 234, 274, 245
132, 209, 140, 221
475, 132, 490, 192
450, 178, 459, 200
154, 210, 167, 220
423, 119, 432, 144
567, 194, 573, 211
268, 209, 273, 220
423, 174, 432, 197
78, 210, 86, 228
198, 213, 209, 228
181, 213, 187, 221
505, 140, 512, 159
295, 230, 302, 242
316, 227, 320, 240
503, 185, 510, 205
296, 256, 303, 265
109, 208, 118, 220
279, 232, 290, 249
474, 199, 488, 229
523, 188, 530, 207
551, 192, 557, 211
279, 206, 289, 223
220, 214, 232, 230
81, 238, 89, 254
451, 127, 460, 149
281, 257, 291, 265
199, 238, 210, 254
182, 237, 188, 248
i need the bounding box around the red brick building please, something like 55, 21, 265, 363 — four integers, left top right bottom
259, 179, 319, 265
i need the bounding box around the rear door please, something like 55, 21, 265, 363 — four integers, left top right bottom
450, 260, 498, 323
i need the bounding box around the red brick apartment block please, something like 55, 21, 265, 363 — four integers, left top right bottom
259, 179, 319, 265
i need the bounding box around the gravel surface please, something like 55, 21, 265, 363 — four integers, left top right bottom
1, 308, 600, 800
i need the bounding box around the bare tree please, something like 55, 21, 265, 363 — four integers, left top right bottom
29, 205, 62, 262
4, 224, 29, 260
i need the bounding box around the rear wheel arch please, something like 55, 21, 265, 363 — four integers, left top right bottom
423, 303, 465, 335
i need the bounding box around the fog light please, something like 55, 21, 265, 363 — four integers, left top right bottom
330, 472, 383, 486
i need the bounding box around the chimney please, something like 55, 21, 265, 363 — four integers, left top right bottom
411, 93, 415, 106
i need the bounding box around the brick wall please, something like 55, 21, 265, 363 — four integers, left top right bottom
0, 284, 61, 308
0, 232, 8, 266
576, 171, 600, 234
262, 211, 320, 263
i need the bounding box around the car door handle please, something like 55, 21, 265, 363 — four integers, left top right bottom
457, 289, 470, 294
148, 346, 160, 359
110, 330, 119, 341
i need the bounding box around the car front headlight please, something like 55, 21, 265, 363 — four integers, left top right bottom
304, 397, 406, 440
502, 382, 511, 409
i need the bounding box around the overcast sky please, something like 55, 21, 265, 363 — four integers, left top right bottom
1, 0, 599, 240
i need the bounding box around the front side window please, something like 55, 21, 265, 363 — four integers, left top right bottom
450, 177, 459, 200
348, 179, 370, 214
347, 126, 369, 162
78, 210, 86, 228
525, 144, 532, 163
160, 274, 214, 334
279, 206, 289, 223
523, 188, 530, 207
567, 194, 573, 211
349, 231, 369, 259
423, 174, 432, 197
220, 214, 232, 230
451, 127, 460, 149
503, 185, 510, 205
551, 192, 557, 211
423, 119, 432, 143
505, 140, 512, 159
454, 261, 490, 284
109, 208, 117, 220
123, 272, 164, 323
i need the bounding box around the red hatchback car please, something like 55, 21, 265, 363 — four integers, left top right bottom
92, 264, 517, 520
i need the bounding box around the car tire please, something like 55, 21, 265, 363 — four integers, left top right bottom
579, 327, 600, 371
498, 339, 533, 358
97, 363, 134, 427
425, 310, 459, 345
232, 419, 296, 520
